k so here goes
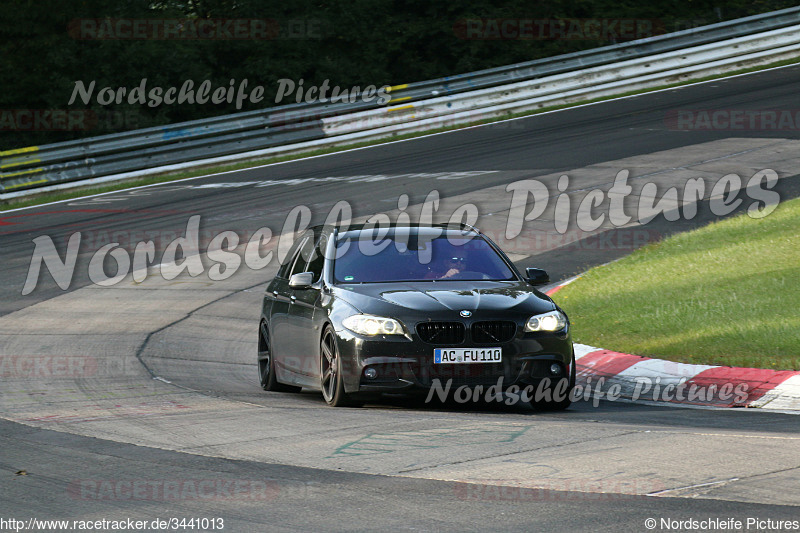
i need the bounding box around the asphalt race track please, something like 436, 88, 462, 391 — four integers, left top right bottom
2, 65, 800, 532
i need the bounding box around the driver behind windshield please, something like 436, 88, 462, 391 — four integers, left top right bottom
425, 255, 467, 279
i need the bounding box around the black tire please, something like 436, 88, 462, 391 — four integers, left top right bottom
320, 326, 362, 407
532, 353, 575, 411
258, 321, 301, 393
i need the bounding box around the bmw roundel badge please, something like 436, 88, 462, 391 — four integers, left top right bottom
460, 310, 472, 318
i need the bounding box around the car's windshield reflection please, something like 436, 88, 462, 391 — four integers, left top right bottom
333, 233, 515, 283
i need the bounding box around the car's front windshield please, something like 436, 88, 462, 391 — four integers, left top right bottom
333, 229, 515, 283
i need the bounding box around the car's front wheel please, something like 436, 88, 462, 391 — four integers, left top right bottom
258, 321, 301, 393
320, 326, 361, 407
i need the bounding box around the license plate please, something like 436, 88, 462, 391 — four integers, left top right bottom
434, 347, 502, 364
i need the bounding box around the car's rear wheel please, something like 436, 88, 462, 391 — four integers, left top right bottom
320, 326, 361, 407
258, 321, 301, 393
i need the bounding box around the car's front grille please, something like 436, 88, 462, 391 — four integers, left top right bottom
471, 321, 516, 343
416, 322, 465, 344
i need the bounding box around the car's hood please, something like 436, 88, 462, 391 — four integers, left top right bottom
332, 281, 555, 317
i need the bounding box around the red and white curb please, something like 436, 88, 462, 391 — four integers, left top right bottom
545, 281, 800, 412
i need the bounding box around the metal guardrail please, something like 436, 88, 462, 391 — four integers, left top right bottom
2, 6, 800, 196
387, 6, 800, 103
320, 25, 800, 137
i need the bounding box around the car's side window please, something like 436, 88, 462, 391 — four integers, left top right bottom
276, 257, 292, 280
304, 234, 327, 282
288, 234, 315, 278
277, 234, 310, 279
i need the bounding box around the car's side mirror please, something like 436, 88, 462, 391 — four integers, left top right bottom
526, 267, 550, 286
289, 272, 315, 289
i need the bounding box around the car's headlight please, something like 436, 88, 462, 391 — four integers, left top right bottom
342, 314, 406, 336
524, 310, 567, 332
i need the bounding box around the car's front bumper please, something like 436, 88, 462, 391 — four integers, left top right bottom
334, 327, 574, 394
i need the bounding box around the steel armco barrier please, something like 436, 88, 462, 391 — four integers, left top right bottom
2, 6, 800, 198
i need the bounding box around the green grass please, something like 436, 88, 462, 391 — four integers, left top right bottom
3, 55, 800, 212
557, 197, 800, 370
